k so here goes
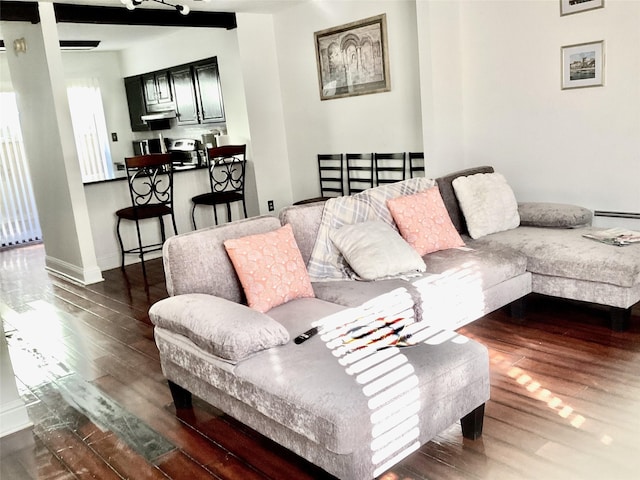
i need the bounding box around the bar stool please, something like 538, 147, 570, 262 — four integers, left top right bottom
115, 153, 177, 279
191, 145, 247, 229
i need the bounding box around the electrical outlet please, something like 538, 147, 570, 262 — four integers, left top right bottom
268, 200, 274, 211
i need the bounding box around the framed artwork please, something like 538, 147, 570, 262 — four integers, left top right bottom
561, 40, 604, 90
314, 14, 390, 101
560, 0, 604, 16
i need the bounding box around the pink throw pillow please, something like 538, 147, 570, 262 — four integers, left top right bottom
224, 224, 315, 313
387, 186, 465, 256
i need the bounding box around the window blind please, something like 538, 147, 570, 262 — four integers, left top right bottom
0, 93, 42, 248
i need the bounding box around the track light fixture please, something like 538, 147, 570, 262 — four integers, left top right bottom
121, 0, 191, 16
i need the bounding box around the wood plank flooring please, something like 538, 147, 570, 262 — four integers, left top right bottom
1, 243, 639, 479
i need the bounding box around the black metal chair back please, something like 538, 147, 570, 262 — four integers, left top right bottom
125, 154, 174, 209
374, 152, 406, 186
318, 153, 344, 198
409, 152, 425, 178
346, 153, 374, 194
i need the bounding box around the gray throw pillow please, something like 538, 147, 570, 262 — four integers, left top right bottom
329, 220, 426, 281
149, 293, 289, 363
452, 172, 520, 239
518, 202, 592, 228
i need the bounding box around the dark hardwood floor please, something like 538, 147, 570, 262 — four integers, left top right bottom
1, 243, 639, 479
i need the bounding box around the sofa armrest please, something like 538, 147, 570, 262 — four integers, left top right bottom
149, 293, 290, 363
517, 202, 592, 228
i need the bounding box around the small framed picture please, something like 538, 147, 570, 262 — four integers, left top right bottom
560, 0, 604, 16
561, 40, 604, 90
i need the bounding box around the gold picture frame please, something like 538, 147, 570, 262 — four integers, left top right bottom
314, 14, 390, 101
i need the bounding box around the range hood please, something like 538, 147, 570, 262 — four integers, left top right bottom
141, 110, 177, 122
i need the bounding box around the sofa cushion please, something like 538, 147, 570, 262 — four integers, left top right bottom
435, 165, 494, 234
329, 220, 426, 280
149, 293, 290, 363
233, 316, 490, 456
387, 186, 465, 256
224, 224, 315, 313
307, 177, 435, 281
518, 202, 592, 228
452, 172, 520, 239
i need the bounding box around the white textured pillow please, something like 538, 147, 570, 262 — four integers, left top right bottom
452, 172, 520, 239
329, 220, 426, 280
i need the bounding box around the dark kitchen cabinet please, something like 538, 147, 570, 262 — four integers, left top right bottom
170, 66, 199, 125
143, 71, 173, 112
124, 57, 225, 132
194, 60, 225, 123
124, 76, 150, 132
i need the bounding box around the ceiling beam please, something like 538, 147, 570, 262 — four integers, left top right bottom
0, 1, 237, 29
0, 1, 40, 23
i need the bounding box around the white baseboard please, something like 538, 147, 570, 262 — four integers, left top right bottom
0, 399, 33, 438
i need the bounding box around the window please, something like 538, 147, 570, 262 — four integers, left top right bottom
66, 78, 113, 183
0, 93, 42, 247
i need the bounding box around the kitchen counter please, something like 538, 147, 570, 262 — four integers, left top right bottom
83, 164, 205, 185
83, 164, 233, 271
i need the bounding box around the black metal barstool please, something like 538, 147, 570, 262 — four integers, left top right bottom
115, 153, 177, 279
191, 144, 247, 229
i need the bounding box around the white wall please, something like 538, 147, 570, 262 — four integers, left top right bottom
456, 0, 640, 215
236, 13, 293, 212
273, 0, 424, 202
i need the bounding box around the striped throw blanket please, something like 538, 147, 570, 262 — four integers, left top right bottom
307, 177, 435, 281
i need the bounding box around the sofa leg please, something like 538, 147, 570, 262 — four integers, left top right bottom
509, 296, 527, 320
461, 404, 485, 440
609, 307, 631, 332
168, 381, 193, 409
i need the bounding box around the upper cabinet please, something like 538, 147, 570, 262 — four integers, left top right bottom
170, 66, 199, 125
193, 60, 225, 124
171, 59, 225, 126
142, 71, 173, 112
124, 57, 225, 132
124, 76, 150, 132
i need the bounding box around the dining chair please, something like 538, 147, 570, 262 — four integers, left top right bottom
115, 153, 177, 279
346, 153, 374, 195
409, 152, 425, 178
293, 153, 344, 205
191, 144, 247, 230
374, 152, 406, 186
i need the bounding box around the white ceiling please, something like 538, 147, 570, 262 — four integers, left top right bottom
1, 0, 307, 51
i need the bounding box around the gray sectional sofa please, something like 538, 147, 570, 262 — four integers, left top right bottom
148, 165, 639, 480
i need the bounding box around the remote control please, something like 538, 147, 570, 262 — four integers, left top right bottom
294, 327, 319, 344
